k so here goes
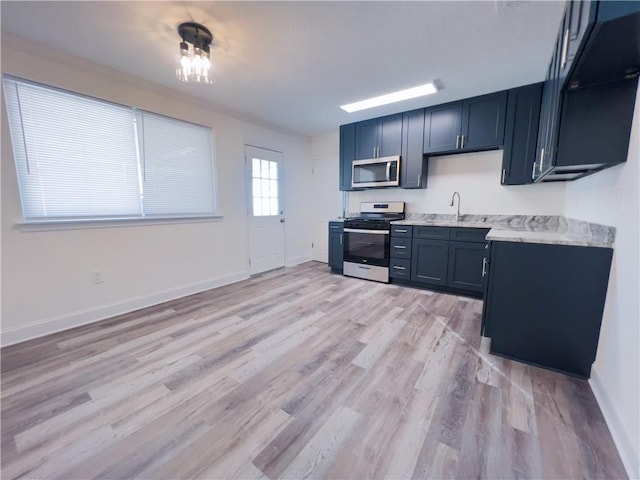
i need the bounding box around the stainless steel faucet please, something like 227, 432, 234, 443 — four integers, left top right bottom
450, 191, 461, 222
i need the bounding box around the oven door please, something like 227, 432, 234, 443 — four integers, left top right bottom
343, 228, 390, 267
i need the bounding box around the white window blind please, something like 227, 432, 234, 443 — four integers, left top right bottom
138, 111, 215, 217
3, 76, 217, 223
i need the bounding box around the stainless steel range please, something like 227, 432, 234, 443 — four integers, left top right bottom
343, 201, 405, 283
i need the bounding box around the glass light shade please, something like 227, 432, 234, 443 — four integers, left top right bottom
176, 43, 213, 84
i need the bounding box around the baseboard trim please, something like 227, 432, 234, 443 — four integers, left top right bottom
0, 271, 249, 347
286, 255, 313, 267
589, 368, 639, 479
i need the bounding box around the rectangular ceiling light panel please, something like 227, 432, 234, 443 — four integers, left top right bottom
340, 83, 438, 113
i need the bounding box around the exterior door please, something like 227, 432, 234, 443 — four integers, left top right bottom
246, 145, 285, 275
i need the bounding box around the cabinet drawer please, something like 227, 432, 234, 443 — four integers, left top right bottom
449, 227, 489, 243
391, 225, 412, 237
328, 222, 344, 233
391, 237, 412, 259
390, 258, 411, 279
413, 226, 450, 240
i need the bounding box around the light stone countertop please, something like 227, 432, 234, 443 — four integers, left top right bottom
391, 214, 615, 248
331, 213, 614, 248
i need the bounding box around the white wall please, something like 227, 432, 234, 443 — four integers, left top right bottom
0, 42, 312, 344
349, 149, 566, 215
563, 84, 640, 479
310, 133, 342, 262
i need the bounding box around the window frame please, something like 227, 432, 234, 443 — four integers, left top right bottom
3, 74, 220, 227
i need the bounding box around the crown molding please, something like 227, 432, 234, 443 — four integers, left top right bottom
0, 33, 309, 141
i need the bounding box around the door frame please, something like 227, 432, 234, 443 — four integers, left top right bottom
244, 144, 286, 274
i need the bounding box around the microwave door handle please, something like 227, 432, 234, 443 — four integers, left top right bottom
386, 161, 391, 181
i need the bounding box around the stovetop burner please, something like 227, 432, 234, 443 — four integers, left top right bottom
344, 201, 405, 229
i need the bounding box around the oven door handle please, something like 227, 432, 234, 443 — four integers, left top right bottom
344, 228, 390, 235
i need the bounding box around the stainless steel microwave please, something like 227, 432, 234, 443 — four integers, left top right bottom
352, 155, 401, 188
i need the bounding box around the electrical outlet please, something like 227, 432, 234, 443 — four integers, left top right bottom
91, 271, 104, 285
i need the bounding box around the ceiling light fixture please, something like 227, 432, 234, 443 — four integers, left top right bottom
340, 82, 439, 113
176, 22, 213, 84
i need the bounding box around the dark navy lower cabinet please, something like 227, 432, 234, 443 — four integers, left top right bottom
392, 225, 489, 298
411, 238, 449, 287
483, 240, 613, 378
447, 241, 487, 293
328, 222, 343, 271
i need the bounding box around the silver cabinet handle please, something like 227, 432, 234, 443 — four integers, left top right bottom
561, 28, 569, 69
393, 265, 406, 270
395, 229, 407, 233
416, 173, 421, 187
539, 148, 545, 172
482, 258, 488, 277
456, 135, 461, 149
394, 245, 407, 249
344, 228, 389, 235
501, 168, 506, 184
532, 162, 537, 180
461, 134, 466, 149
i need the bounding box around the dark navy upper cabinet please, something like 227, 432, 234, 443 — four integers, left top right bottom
533, 0, 640, 182
354, 119, 379, 160
339, 123, 356, 191
561, 0, 595, 82
423, 92, 507, 155
423, 102, 463, 154
502, 83, 543, 185
461, 91, 508, 151
354, 114, 402, 160
379, 114, 403, 157
401, 109, 427, 189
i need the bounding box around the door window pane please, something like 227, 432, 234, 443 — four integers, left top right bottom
250, 157, 279, 217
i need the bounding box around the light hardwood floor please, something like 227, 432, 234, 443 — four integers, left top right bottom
1, 261, 627, 479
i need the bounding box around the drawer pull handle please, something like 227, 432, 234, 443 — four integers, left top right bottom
393, 266, 406, 270
395, 229, 407, 233
394, 245, 407, 249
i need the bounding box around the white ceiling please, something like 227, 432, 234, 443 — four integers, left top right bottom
0, 1, 565, 137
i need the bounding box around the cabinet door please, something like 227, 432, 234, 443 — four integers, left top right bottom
354, 119, 379, 160
401, 109, 427, 189
328, 232, 343, 269
411, 238, 449, 286
339, 123, 356, 191
447, 241, 487, 293
423, 102, 463, 154
460, 91, 507, 150
562, 1, 595, 80
378, 114, 403, 157
502, 83, 543, 185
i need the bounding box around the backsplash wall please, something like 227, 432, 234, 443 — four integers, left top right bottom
348, 149, 567, 216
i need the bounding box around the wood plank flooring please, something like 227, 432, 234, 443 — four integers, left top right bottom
1, 261, 627, 479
